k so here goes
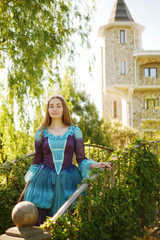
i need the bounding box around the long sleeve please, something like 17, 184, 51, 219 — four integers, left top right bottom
25, 130, 43, 183
33, 130, 43, 164
75, 127, 98, 179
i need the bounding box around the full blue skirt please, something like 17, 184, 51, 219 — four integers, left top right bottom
24, 163, 82, 219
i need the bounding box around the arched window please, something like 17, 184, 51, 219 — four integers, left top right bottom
144, 94, 159, 109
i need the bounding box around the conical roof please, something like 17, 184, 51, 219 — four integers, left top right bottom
108, 0, 134, 23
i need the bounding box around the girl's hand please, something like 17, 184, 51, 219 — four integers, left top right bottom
97, 162, 112, 171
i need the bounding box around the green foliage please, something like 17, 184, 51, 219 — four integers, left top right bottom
43, 140, 160, 240
1, 0, 94, 105
0, 155, 33, 234
102, 119, 142, 149
0, 0, 95, 133
32, 104, 45, 133
0, 104, 34, 164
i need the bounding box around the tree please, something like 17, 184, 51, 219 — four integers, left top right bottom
0, 0, 94, 108
0, 0, 95, 161
103, 119, 142, 149
0, 104, 33, 164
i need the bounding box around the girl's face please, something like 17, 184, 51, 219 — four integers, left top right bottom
48, 98, 63, 120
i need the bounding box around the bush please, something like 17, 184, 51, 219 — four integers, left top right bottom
0, 156, 33, 234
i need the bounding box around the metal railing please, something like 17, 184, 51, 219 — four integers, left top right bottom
149, 140, 160, 158
0, 144, 113, 186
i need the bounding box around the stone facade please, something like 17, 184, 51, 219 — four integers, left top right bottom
98, 0, 160, 133
133, 89, 160, 131
102, 93, 122, 120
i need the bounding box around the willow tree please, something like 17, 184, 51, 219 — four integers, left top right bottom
0, 0, 94, 107
0, 0, 95, 161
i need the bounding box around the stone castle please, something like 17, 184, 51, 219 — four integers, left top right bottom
98, 0, 160, 136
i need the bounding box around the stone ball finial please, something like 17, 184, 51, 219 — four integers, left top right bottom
12, 201, 38, 228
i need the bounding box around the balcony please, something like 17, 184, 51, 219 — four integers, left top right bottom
138, 77, 160, 86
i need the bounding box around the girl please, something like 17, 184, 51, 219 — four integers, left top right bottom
18, 95, 111, 225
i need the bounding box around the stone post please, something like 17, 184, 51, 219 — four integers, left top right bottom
0, 201, 52, 240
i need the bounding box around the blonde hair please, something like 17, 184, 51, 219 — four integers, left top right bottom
39, 95, 72, 140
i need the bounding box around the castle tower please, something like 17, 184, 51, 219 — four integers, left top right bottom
98, 0, 160, 136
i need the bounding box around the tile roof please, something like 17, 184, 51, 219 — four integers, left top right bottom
108, 0, 134, 23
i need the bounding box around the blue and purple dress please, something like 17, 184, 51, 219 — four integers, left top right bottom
24, 125, 98, 225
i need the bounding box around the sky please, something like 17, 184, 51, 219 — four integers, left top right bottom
81, 0, 160, 116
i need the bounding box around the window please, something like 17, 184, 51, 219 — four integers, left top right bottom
144, 68, 157, 78
121, 61, 126, 74
144, 94, 159, 109
113, 101, 117, 118
146, 99, 159, 109
120, 30, 125, 44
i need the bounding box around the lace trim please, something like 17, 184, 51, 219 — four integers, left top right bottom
78, 159, 98, 179
43, 125, 76, 141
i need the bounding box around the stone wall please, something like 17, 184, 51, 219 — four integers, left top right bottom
104, 25, 139, 86
102, 92, 122, 121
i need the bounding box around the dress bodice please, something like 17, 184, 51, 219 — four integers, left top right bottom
44, 126, 75, 175
33, 125, 88, 174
